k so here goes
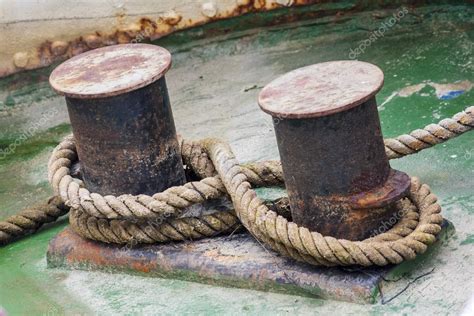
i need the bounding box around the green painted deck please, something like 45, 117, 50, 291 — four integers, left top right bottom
0, 3, 473, 315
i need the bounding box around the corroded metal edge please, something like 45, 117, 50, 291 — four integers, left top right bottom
0, 0, 441, 78
348, 169, 411, 209
0, 0, 323, 78
46, 227, 380, 304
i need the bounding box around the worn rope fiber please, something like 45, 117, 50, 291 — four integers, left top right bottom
0, 196, 68, 244
384, 106, 473, 158
0, 107, 472, 266
47, 106, 474, 221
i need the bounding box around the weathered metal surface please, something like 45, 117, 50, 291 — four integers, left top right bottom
258, 61, 411, 240
0, 0, 325, 78
50, 44, 185, 195
46, 220, 453, 304
258, 61, 385, 118
49, 44, 172, 99
1, 1, 437, 78
47, 227, 380, 304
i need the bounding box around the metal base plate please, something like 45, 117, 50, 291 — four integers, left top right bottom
47, 221, 451, 304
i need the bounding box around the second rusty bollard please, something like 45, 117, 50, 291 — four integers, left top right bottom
49, 44, 186, 196
258, 61, 411, 241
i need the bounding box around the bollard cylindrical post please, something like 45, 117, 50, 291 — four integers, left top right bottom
258, 61, 411, 241
49, 44, 186, 196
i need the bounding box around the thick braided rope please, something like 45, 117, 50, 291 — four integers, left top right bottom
67, 197, 423, 252
205, 139, 443, 266
47, 136, 430, 253
69, 207, 241, 245
48, 105, 473, 221
0, 138, 283, 246
2, 108, 470, 262
69, 198, 301, 245
0, 196, 68, 245
48, 136, 284, 221
45, 107, 470, 264
385, 106, 473, 159
51, 136, 443, 265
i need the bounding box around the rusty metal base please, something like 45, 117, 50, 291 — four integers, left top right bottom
47, 221, 451, 304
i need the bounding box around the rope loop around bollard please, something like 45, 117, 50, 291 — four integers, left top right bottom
1, 106, 473, 267
46, 135, 441, 267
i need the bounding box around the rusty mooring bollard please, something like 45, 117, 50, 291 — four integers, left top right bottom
49, 44, 186, 196
258, 61, 411, 240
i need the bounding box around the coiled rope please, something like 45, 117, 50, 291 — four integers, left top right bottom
1, 106, 472, 267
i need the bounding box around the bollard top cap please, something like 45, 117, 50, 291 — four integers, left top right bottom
49, 44, 171, 99
258, 61, 384, 119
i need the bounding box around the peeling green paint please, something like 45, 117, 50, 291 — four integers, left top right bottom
461, 234, 474, 245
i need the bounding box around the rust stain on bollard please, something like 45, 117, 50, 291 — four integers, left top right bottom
258, 61, 411, 241
49, 44, 186, 196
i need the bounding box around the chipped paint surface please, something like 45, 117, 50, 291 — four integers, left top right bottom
398, 83, 427, 97
381, 80, 473, 109
430, 80, 472, 100
0, 0, 331, 78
